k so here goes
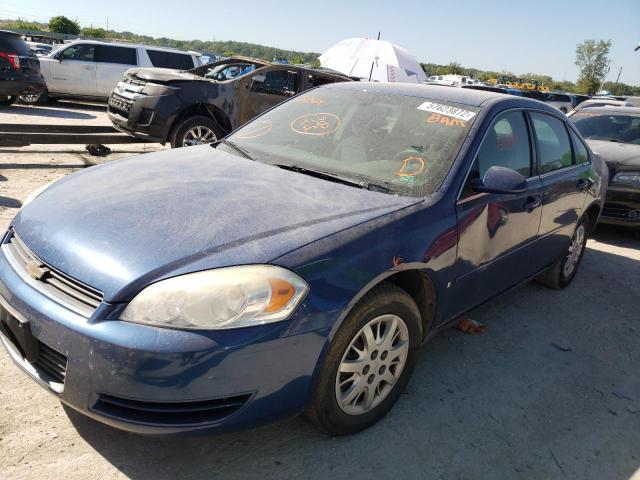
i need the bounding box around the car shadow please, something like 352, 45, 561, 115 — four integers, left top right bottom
0, 196, 21, 208
1, 105, 98, 120
66, 237, 640, 480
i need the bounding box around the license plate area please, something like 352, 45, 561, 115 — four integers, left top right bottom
0, 302, 67, 394
0, 304, 39, 363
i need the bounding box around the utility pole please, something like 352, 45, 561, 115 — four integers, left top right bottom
615, 66, 622, 84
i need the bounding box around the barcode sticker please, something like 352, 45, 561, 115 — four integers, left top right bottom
417, 101, 477, 121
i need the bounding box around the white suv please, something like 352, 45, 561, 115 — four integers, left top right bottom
33, 40, 202, 102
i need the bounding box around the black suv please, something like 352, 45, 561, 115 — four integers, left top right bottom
0, 30, 45, 105
108, 56, 352, 147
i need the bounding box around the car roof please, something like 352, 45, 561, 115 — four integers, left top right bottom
0, 29, 22, 37
576, 106, 640, 115
64, 39, 196, 54
325, 82, 556, 110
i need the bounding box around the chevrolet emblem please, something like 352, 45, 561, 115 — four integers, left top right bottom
26, 261, 47, 280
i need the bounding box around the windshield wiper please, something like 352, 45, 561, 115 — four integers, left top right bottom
273, 164, 395, 194
215, 138, 254, 160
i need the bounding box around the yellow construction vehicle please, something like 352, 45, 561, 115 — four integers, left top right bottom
487, 75, 549, 93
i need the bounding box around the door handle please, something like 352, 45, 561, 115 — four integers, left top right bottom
524, 196, 542, 212
577, 179, 592, 191
84, 65, 95, 70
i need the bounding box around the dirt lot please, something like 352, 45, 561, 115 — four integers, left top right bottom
1, 102, 639, 480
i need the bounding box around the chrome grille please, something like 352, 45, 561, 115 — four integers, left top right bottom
123, 74, 147, 87
2, 230, 103, 316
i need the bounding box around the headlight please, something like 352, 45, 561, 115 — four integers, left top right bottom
121, 265, 309, 330
22, 180, 56, 208
612, 172, 640, 188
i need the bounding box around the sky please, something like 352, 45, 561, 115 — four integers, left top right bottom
1, 0, 639, 85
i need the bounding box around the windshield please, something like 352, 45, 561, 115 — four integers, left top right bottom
571, 112, 640, 144
222, 88, 479, 197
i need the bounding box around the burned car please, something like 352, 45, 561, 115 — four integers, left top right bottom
108, 56, 352, 147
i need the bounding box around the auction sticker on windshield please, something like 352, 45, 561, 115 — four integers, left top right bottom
417, 101, 477, 121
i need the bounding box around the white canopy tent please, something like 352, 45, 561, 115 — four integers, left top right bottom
319, 38, 426, 84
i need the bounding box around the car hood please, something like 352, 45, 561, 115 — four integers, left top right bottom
126, 67, 203, 83
586, 140, 640, 167
13, 146, 420, 302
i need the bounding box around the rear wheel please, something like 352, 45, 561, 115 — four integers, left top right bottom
19, 89, 46, 104
305, 283, 421, 436
0, 95, 18, 106
536, 218, 588, 289
170, 115, 223, 148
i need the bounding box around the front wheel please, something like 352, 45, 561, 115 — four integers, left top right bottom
305, 283, 421, 436
0, 95, 18, 106
536, 219, 588, 289
170, 115, 223, 148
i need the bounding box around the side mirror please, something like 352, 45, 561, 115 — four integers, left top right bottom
472, 166, 527, 194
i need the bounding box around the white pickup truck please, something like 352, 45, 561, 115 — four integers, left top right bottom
30, 40, 202, 102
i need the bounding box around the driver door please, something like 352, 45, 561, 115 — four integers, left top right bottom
450, 110, 544, 317
48, 44, 97, 96
237, 67, 301, 127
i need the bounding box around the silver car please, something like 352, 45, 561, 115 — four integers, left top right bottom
546, 93, 573, 114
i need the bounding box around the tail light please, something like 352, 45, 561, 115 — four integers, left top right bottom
0, 52, 21, 70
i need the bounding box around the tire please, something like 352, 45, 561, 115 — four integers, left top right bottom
170, 115, 223, 148
305, 283, 422, 436
0, 95, 18, 106
19, 90, 46, 104
536, 218, 588, 289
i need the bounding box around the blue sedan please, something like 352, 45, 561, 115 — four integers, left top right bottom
0, 83, 607, 436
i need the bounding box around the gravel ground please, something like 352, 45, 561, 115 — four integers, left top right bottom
1, 102, 639, 480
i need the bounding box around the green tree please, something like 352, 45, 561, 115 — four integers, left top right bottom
48, 16, 80, 35
81, 27, 106, 38
575, 39, 612, 95
447, 61, 463, 75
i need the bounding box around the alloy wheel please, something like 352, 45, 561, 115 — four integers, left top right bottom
19, 92, 41, 104
563, 224, 585, 277
335, 314, 409, 415
182, 126, 217, 146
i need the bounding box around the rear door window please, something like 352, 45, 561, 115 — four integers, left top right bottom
251, 69, 300, 97
530, 112, 574, 174
96, 45, 136, 65
146, 50, 194, 69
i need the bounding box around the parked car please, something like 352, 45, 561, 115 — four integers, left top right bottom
0, 30, 45, 105
568, 98, 635, 116
0, 84, 606, 436
108, 56, 352, 147
29, 40, 203, 103
545, 92, 573, 113
26, 41, 53, 56
570, 107, 640, 230
568, 93, 590, 109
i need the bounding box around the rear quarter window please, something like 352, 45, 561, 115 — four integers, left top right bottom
0, 34, 31, 56
146, 50, 194, 69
